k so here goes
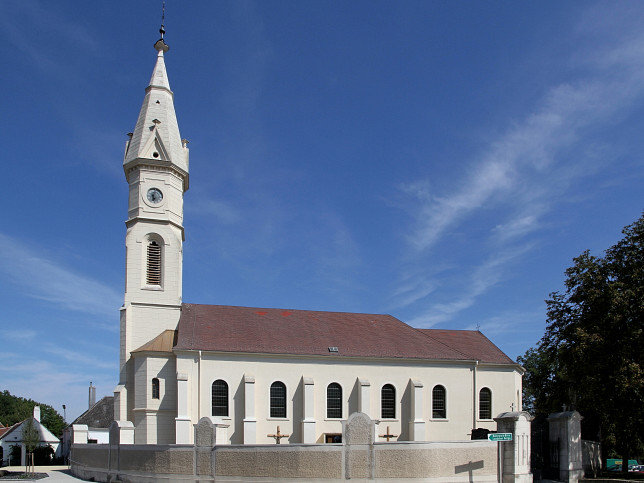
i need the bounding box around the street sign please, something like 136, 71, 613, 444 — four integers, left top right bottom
488, 433, 513, 442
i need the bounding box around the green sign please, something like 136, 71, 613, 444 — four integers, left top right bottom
488, 433, 513, 442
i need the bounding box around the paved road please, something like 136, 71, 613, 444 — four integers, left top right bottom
1, 466, 84, 481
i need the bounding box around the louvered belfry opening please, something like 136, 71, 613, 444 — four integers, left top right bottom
147, 240, 161, 285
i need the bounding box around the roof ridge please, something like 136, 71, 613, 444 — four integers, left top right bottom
182, 302, 391, 318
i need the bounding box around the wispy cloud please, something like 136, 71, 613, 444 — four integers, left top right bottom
395, 13, 644, 326
43, 344, 115, 371
190, 198, 243, 225
5, 357, 114, 422
0, 329, 37, 342
407, 244, 533, 327
0, 233, 121, 319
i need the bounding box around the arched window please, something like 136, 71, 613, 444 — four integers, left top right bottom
212, 380, 228, 417
146, 240, 161, 285
270, 381, 286, 418
152, 378, 160, 399
381, 384, 395, 419
479, 388, 492, 420
327, 383, 342, 418
432, 385, 446, 419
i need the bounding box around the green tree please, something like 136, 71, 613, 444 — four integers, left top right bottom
0, 390, 66, 438
518, 213, 644, 473
22, 417, 39, 476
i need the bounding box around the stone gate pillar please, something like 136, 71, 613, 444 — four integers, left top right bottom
72, 424, 89, 445
495, 411, 533, 483
548, 411, 583, 482
109, 420, 134, 445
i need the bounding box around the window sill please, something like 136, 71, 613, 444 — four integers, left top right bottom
379, 418, 399, 422
142, 285, 164, 291
430, 418, 449, 422
324, 418, 344, 422
267, 417, 289, 421
477, 419, 494, 422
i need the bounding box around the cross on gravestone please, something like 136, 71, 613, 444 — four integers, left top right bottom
379, 425, 398, 442
268, 425, 289, 444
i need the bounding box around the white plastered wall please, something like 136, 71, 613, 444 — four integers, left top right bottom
133, 353, 177, 444
475, 365, 521, 431
175, 351, 521, 444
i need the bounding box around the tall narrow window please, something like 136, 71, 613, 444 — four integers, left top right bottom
327, 383, 342, 418
381, 384, 395, 419
479, 388, 492, 420
212, 380, 229, 417
270, 381, 287, 418
147, 240, 161, 285
432, 385, 446, 419
152, 378, 160, 399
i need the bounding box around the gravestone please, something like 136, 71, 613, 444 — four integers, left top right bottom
343, 412, 375, 479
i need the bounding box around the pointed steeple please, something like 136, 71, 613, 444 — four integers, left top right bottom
123, 30, 189, 187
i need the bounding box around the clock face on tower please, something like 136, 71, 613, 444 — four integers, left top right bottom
146, 188, 163, 204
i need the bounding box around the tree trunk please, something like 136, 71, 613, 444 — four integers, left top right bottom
621, 445, 629, 476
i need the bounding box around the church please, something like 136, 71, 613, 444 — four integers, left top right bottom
113, 31, 523, 446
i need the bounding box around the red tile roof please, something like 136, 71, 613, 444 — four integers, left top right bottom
174, 304, 515, 364
417, 329, 515, 364
0, 424, 14, 438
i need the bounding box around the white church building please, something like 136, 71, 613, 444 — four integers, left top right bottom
113, 33, 524, 446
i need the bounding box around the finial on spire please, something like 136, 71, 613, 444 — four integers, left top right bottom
154, 1, 170, 53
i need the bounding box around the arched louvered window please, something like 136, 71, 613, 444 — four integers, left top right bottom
152, 378, 160, 399
211, 380, 229, 417
146, 240, 161, 285
270, 381, 287, 418
479, 387, 492, 420
327, 383, 342, 419
432, 385, 446, 419
381, 384, 396, 419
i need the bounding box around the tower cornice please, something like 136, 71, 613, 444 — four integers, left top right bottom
124, 157, 189, 191
125, 216, 185, 242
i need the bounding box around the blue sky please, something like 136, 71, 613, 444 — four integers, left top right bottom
1, 1, 642, 422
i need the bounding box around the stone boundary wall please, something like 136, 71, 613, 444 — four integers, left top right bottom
71, 412, 532, 482
72, 440, 498, 482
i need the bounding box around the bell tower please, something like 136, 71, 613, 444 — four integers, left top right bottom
114, 25, 189, 428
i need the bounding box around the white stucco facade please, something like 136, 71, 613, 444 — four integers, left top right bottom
169, 352, 522, 444
114, 36, 524, 447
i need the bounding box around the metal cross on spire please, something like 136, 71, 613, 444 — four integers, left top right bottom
160, 1, 166, 38
154, 1, 170, 52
